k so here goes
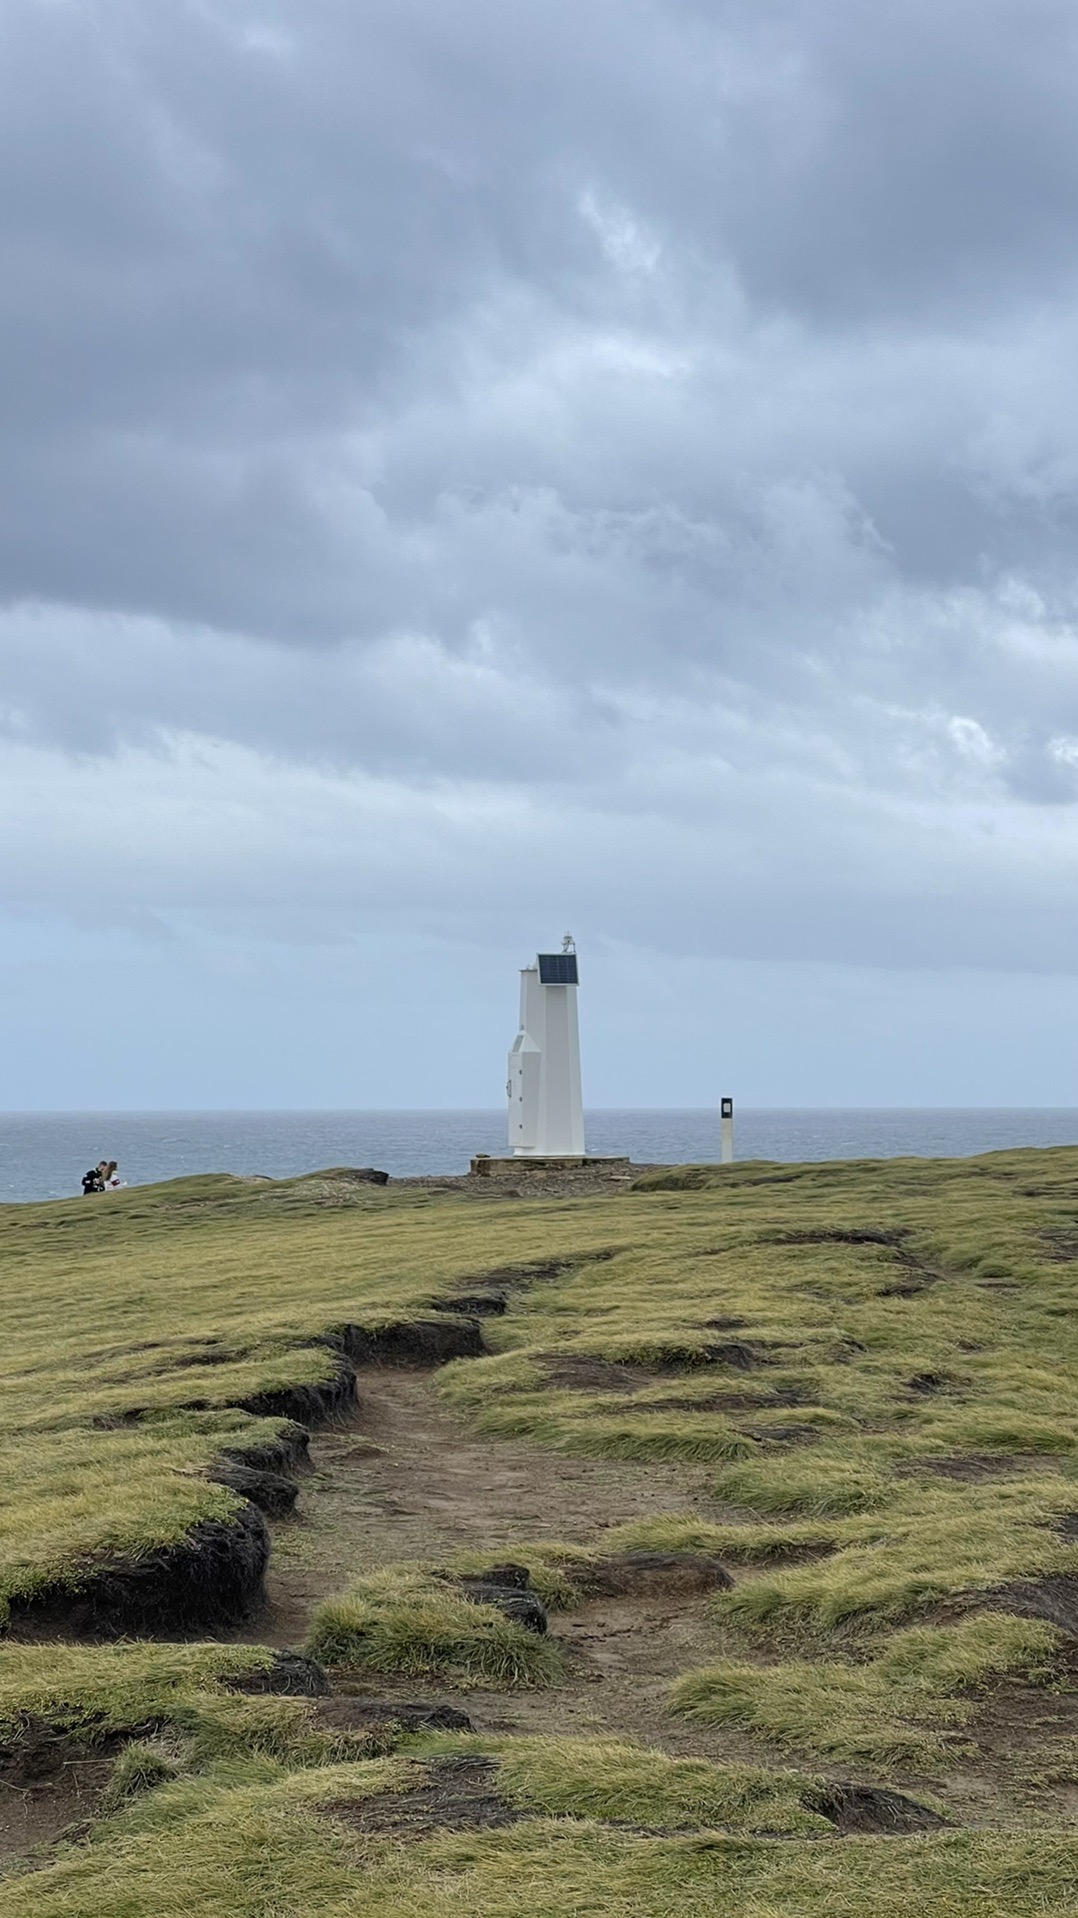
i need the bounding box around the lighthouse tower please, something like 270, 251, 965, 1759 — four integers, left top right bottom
507, 938, 585, 1157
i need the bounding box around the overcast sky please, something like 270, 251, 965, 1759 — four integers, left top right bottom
5, 0, 1078, 1110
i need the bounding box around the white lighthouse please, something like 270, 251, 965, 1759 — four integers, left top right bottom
507, 937, 585, 1157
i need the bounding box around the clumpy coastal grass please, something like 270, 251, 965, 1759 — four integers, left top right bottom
306, 1565, 563, 1687
1, 1765, 1077, 1918
4, 1149, 1078, 1911
0, 1640, 377, 1783
710, 1472, 1078, 1642
5, 1149, 1078, 1618
407, 1730, 833, 1835
671, 1614, 1063, 1768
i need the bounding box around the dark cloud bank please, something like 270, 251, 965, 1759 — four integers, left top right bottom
5, 0, 1078, 1106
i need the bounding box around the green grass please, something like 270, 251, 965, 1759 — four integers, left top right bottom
708, 1451, 890, 1516
711, 1473, 1078, 1641
672, 1614, 1063, 1768
411, 1730, 832, 1834
97, 1741, 183, 1812
4, 1150, 1078, 1909
4, 1150, 1078, 1619
306, 1566, 563, 1687
0, 1640, 376, 1776
2, 1763, 1077, 1918
0, 1639, 276, 1732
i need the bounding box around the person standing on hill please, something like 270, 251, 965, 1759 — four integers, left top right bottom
80, 1166, 104, 1195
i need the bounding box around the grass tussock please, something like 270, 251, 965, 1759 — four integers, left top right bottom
98, 1740, 183, 1812
306, 1566, 563, 1687
594, 1511, 841, 1563
672, 1613, 1063, 1768
710, 1452, 890, 1517
713, 1473, 1078, 1641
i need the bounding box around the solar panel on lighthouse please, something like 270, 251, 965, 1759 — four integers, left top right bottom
537, 952, 579, 985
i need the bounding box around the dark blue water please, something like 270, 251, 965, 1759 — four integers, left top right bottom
3, 1109, 1078, 1204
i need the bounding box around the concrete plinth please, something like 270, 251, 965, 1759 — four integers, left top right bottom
470, 1154, 631, 1179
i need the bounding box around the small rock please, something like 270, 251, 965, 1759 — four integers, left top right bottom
456, 1572, 549, 1635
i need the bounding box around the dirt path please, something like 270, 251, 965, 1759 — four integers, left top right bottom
260, 1368, 720, 1624
241, 1374, 1078, 1805
0, 1366, 747, 1868
241, 1367, 752, 1759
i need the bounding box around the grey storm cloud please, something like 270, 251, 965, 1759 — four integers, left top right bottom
5, 0, 1078, 985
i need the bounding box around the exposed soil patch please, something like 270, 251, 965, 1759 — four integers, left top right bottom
1, 1717, 120, 1795
0, 1742, 111, 1865
983, 1574, 1078, 1635
580, 1552, 733, 1599
316, 1168, 390, 1188
324, 1755, 521, 1837
689, 1341, 776, 1370
1037, 1228, 1078, 1263
328, 1317, 487, 1368
753, 1229, 949, 1299
906, 1454, 1034, 1482
966, 1649, 1078, 1760
763, 1229, 905, 1250
322, 1751, 948, 1844
430, 1292, 509, 1318
541, 1346, 785, 1394
313, 1696, 473, 1735
803, 1782, 948, 1835
539, 1355, 646, 1393
225, 1649, 329, 1696
643, 1388, 811, 1415
221, 1421, 312, 1478
207, 1460, 299, 1516
429, 1258, 603, 1316
742, 1423, 822, 1446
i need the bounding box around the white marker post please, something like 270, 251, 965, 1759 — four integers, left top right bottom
721, 1096, 734, 1165
508, 937, 585, 1157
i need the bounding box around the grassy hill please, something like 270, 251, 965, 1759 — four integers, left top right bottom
1, 1149, 1077, 1913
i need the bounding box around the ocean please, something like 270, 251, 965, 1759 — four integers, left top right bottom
3, 1108, 1078, 1204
